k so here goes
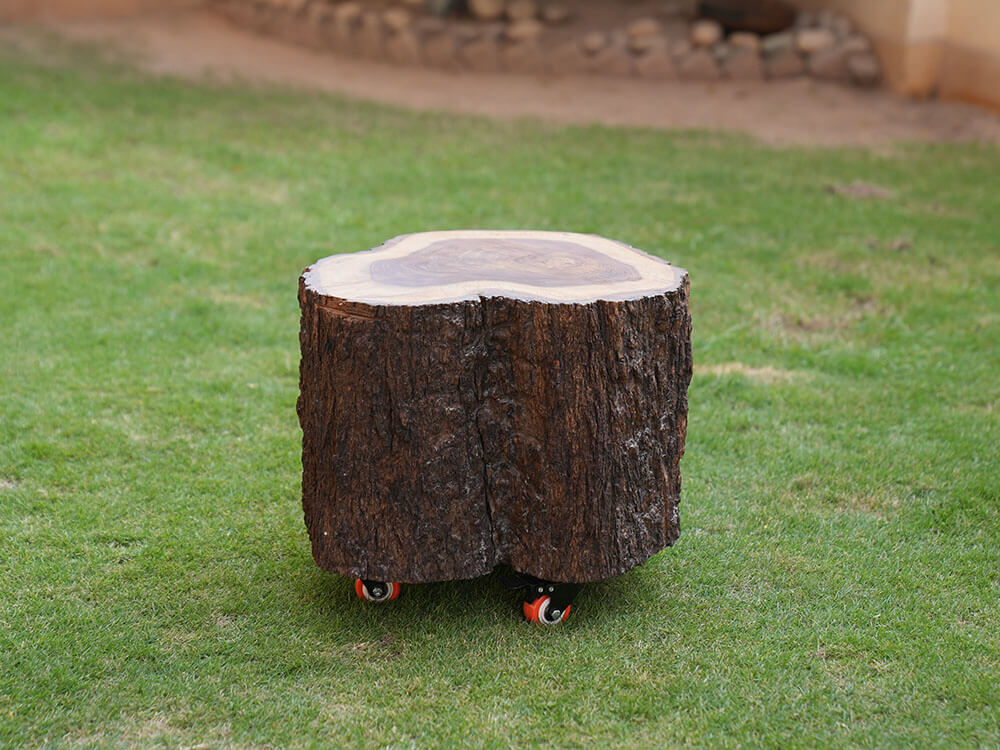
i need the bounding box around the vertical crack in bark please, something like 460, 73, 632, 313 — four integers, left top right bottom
475, 409, 495, 562
473, 298, 497, 564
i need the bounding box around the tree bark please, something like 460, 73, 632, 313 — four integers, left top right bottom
297, 231, 691, 583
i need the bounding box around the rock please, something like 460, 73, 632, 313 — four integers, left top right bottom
248, 5, 273, 28
588, 42, 633, 76
330, 13, 359, 50
677, 47, 721, 80
671, 38, 692, 59
548, 39, 589, 74
627, 18, 665, 54
423, 31, 458, 68
690, 19, 723, 47
461, 33, 501, 71
662, 0, 685, 18
728, 31, 760, 52
278, 14, 315, 47
385, 28, 422, 64
332, 1, 362, 27
817, 9, 838, 29
847, 52, 881, 87
541, 4, 570, 24
382, 7, 412, 33
299, 16, 332, 48
357, 12, 385, 58
506, 0, 538, 22
724, 47, 764, 80
795, 27, 836, 54
307, 3, 334, 26
629, 32, 666, 55
634, 46, 677, 79
829, 14, 853, 38
711, 41, 732, 63
224, 2, 251, 26
414, 16, 448, 34
661, 19, 690, 40
581, 30, 608, 55
795, 10, 818, 28
501, 41, 548, 73
841, 33, 872, 54
426, 0, 462, 15
451, 20, 487, 43
807, 43, 849, 82
469, 0, 504, 21
505, 19, 544, 42
627, 17, 662, 39
251, 5, 273, 33
765, 47, 803, 78
761, 30, 793, 56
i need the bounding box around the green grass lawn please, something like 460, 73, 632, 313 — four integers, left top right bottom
2, 42, 999, 748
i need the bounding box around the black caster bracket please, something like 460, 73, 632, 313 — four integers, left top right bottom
502, 569, 583, 625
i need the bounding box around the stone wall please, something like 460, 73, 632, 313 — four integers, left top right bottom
0, 0, 201, 22
213, 0, 882, 87
7, 0, 996, 109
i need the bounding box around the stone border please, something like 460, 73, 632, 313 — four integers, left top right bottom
213, 0, 881, 87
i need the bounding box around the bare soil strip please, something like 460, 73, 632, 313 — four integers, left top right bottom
19, 10, 1000, 146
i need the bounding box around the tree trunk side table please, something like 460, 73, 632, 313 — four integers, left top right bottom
297, 230, 692, 624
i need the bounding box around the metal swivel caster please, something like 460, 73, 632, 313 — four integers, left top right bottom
354, 579, 401, 603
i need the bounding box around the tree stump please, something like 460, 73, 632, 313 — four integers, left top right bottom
297, 231, 692, 584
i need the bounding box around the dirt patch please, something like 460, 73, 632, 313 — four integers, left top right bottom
697, 362, 807, 383
825, 181, 894, 199
13, 10, 1000, 146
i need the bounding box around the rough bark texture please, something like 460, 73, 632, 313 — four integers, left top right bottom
297, 262, 691, 584
477, 289, 691, 581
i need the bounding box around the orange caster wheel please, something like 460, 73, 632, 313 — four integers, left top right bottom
354, 579, 400, 603
515, 575, 582, 625
523, 596, 571, 625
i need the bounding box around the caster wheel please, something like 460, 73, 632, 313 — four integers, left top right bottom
512, 573, 582, 625
355, 579, 400, 603
523, 596, 571, 625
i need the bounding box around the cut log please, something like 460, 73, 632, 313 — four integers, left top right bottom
297, 230, 692, 584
